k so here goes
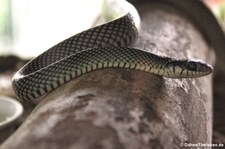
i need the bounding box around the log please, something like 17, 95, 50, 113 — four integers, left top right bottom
1, 1, 214, 149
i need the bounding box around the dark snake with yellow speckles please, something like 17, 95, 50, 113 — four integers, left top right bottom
12, 0, 213, 101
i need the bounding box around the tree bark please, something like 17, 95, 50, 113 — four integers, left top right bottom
1, 1, 214, 149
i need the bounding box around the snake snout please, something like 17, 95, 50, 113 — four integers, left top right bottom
164, 59, 213, 78
189, 60, 213, 76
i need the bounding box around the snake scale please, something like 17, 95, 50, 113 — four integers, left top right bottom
12, 0, 213, 101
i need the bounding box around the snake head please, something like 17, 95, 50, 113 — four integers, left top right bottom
164, 59, 213, 78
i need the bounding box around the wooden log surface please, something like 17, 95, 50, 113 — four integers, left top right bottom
1, 1, 215, 149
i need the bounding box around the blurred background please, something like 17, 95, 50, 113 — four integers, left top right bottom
0, 0, 104, 58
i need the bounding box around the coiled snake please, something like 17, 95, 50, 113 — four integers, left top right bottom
12, 0, 213, 101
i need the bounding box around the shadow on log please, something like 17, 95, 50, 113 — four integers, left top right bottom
1, 1, 215, 149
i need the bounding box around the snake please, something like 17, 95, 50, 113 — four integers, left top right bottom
12, 0, 213, 101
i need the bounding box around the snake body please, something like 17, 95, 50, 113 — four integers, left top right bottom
12, 0, 213, 101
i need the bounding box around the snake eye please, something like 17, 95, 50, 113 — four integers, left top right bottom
187, 61, 197, 71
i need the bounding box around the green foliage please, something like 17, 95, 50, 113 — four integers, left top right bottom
0, 0, 12, 37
